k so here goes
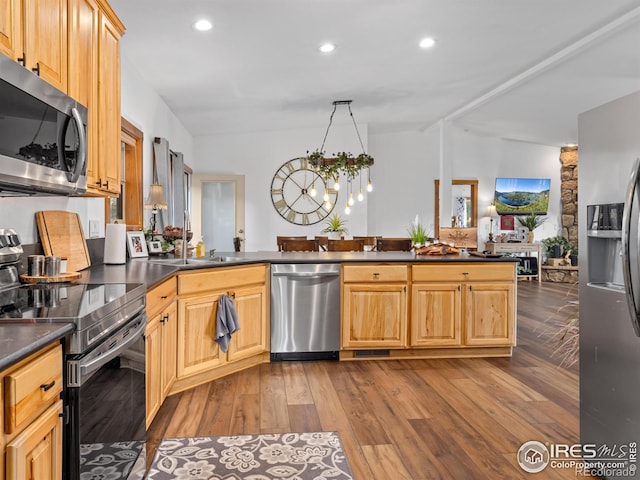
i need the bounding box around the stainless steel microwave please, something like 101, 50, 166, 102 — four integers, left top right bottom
0, 54, 87, 196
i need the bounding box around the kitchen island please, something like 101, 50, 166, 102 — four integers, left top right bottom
0, 251, 518, 428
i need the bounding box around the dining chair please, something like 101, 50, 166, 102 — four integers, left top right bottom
281, 239, 319, 252
353, 236, 379, 251
315, 236, 329, 251
276, 235, 307, 251
376, 237, 413, 252
327, 239, 365, 252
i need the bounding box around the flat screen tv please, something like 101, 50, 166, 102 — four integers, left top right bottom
494, 178, 551, 215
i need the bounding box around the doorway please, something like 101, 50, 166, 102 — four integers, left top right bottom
192, 175, 245, 252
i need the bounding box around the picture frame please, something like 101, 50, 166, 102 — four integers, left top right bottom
500, 215, 515, 231
127, 231, 148, 258
147, 240, 163, 255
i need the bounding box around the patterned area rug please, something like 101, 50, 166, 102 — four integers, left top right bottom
145, 432, 353, 479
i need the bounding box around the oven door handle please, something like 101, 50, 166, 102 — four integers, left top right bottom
73, 315, 146, 386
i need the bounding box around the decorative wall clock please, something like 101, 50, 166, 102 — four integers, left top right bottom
270, 157, 338, 225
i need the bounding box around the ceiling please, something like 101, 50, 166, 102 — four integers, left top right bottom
109, 0, 640, 147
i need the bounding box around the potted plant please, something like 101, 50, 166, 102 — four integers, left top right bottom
542, 236, 571, 258
322, 213, 348, 240
407, 215, 431, 247
516, 211, 546, 242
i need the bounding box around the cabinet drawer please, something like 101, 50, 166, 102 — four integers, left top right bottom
412, 263, 514, 282
179, 264, 267, 295
5, 345, 63, 435
147, 277, 177, 317
343, 264, 408, 283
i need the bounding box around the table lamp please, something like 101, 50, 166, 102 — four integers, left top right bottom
487, 203, 497, 242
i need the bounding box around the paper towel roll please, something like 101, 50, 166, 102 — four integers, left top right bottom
104, 223, 127, 264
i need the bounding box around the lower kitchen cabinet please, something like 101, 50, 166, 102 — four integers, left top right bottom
464, 282, 515, 346
411, 283, 462, 346
5, 400, 63, 480
411, 263, 516, 349
341, 264, 408, 349
145, 277, 178, 427
174, 264, 269, 392
1, 343, 64, 480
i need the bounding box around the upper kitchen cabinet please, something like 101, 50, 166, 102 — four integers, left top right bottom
68, 0, 124, 196
0, 0, 68, 92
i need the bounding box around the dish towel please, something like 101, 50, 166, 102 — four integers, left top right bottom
215, 294, 240, 353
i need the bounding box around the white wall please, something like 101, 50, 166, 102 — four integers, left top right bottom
449, 127, 562, 247
192, 120, 562, 252
193, 124, 370, 251
120, 56, 194, 230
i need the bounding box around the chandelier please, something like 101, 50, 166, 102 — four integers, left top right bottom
306, 100, 374, 215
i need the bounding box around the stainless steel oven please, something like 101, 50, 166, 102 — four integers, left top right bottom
66, 309, 147, 480
0, 276, 147, 479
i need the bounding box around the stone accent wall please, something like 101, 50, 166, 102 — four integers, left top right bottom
560, 146, 578, 249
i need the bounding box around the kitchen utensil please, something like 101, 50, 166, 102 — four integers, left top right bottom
35, 211, 91, 272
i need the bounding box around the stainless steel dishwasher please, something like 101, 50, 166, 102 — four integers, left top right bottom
271, 263, 341, 360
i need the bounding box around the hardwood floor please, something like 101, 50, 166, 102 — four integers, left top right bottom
147, 281, 579, 479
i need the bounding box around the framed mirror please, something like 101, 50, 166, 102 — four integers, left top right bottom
434, 179, 478, 238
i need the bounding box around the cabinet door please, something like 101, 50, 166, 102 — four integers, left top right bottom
411, 283, 462, 347
145, 316, 162, 428
6, 400, 63, 480
161, 302, 178, 397
178, 294, 225, 378
23, 0, 67, 92
464, 283, 515, 346
96, 10, 120, 194
68, 0, 99, 190
0, 0, 21, 60
342, 283, 407, 348
227, 284, 267, 362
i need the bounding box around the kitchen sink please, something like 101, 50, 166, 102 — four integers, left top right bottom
146, 256, 245, 266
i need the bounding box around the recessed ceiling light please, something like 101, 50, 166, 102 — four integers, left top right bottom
193, 19, 213, 31
319, 43, 336, 53
419, 37, 436, 49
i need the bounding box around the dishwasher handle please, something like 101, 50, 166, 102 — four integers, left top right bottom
272, 272, 340, 278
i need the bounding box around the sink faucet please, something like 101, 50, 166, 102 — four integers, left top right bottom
182, 209, 189, 265
209, 249, 216, 258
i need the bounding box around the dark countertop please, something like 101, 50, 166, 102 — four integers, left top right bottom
0, 249, 518, 371
0, 323, 74, 371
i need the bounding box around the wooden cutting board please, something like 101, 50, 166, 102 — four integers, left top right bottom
36, 211, 91, 272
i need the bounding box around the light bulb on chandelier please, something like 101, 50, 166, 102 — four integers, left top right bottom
367, 178, 373, 192
357, 189, 364, 202
309, 183, 316, 197
333, 177, 340, 191
323, 189, 329, 202
348, 192, 355, 206
344, 202, 351, 215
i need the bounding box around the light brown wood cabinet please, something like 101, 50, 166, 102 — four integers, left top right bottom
2, 343, 63, 480
0, 0, 68, 92
411, 263, 516, 348
145, 277, 177, 427
174, 264, 269, 392
341, 264, 408, 349
411, 283, 462, 346
68, 0, 124, 196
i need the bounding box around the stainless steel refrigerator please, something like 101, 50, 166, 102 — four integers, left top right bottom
579, 90, 640, 479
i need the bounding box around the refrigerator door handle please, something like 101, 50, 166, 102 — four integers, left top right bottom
622, 157, 640, 336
